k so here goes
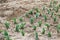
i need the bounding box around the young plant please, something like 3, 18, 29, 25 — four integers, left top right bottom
3, 30, 9, 37
50, 1, 53, 7
28, 9, 33, 15
20, 22, 26, 29
45, 23, 50, 30
25, 13, 29, 17
35, 31, 39, 40
5, 21, 10, 29
5, 36, 11, 40
56, 24, 60, 33
35, 13, 39, 18
48, 31, 51, 37
38, 20, 42, 27
41, 28, 45, 34
32, 25, 36, 30
42, 6, 45, 11
47, 9, 50, 14
43, 15, 47, 22
51, 12, 54, 17
35, 7, 40, 13
21, 30, 25, 36
13, 18, 17, 24
19, 17, 23, 22
30, 17, 34, 24
53, 16, 57, 23
15, 24, 20, 32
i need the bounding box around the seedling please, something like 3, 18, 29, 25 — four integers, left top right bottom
38, 20, 42, 27
51, 12, 54, 17
30, 17, 34, 24
28, 9, 33, 15
47, 9, 50, 14
20, 22, 26, 29
32, 25, 36, 30
35, 31, 39, 40
53, 16, 57, 23
35, 7, 40, 13
50, 1, 53, 7
25, 13, 29, 17
48, 31, 51, 37
5, 21, 10, 29
42, 6, 45, 11
41, 28, 45, 34
21, 30, 25, 36
15, 24, 20, 32
19, 17, 23, 22
5, 36, 12, 40
56, 24, 60, 33
13, 18, 17, 24
43, 15, 47, 22
35, 13, 39, 18
3, 30, 9, 37
45, 23, 50, 30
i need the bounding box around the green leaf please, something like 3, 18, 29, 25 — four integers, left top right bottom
30, 17, 34, 24
19, 17, 23, 22
43, 15, 47, 22
53, 16, 57, 22
13, 18, 17, 24
41, 28, 45, 34
28, 10, 33, 15
21, 30, 25, 36
32, 25, 36, 30
48, 31, 51, 37
38, 21, 42, 27
5, 21, 10, 29
35, 13, 39, 18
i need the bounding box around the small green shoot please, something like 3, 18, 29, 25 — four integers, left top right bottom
35, 13, 39, 18
41, 28, 45, 34
51, 12, 54, 17
5, 21, 10, 29
5, 36, 12, 40
47, 9, 50, 14
32, 25, 36, 30
28, 10, 33, 15
43, 15, 47, 22
21, 30, 25, 36
25, 13, 29, 17
19, 17, 23, 22
42, 6, 45, 10
53, 16, 57, 22
35, 7, 40, 13
20, 22, 26, 29
48, 31, 51, 37
45, 23, 50, 30
15, 24, 20, 32
13, 18, 17, 24
38, 21, 42, 27
35, 31, 39, 40
30, 17, 34, 24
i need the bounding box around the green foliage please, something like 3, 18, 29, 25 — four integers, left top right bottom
30, 17, 34, 24
56, 24, 60, 33
48, 31, 51, 37
28, 10, 33, 15
32, 25, 36, 30
35, 13, 39, 18
45, 23, 50, 30
4, 30, 9, 37
38, 21, 42, 27
47, 9, 50, 14
41, 28, 45, 34
5, 36, 12, 40
20, 22, 26, 29
21, 30, 25, 36
35, 31, 39, 40
19, 17, 23, 22
53, 16, 57, 22
25, 13, 29, 17
13, 18, 17, 24
43, 15, 47, 22
5, 21, 10, 29
15, 24, 20, 32
51, 12, 54, 17
35, 7, 40, 13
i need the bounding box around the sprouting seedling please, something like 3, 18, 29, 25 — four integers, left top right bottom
48, 31, 51, 37
53, 16, 57, 22
42, 6, 45, 11
50, 1, 53, 7
15, 24, 20, 32
13, 18, 17, 24
20, 22, 26, 29
56, 24, 60, 33
58, 14, 60, 18
38, 20, 42, 27
51, 12, 54, 17
5, 36, 12, 40
35, 13, 39, 18
41, 28, 45, 34
19, 17, 23, 22
21, 30, 25, 36
45, 23, 50, 30
53, 0, 57, 4
5, 21, 10, 29
59, 4, 60, 8
35, 7, 40, 13
32, 25, 36, 30
35, 31, 39, 40
43, 15, 47, 22
30, 17, 34, 24
0, 30, 3, 33
25, 13, 29, 17
28, 9, 33, 15
47, 9, 50, 14
3, 30, 9, 37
